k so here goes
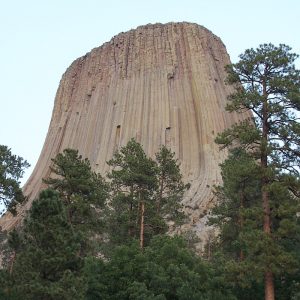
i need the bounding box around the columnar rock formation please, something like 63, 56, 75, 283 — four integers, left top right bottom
0, 22, 250, 238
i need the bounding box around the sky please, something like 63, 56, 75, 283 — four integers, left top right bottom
1, 0, 300, 184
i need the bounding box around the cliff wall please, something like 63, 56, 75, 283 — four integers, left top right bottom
0, 22, 250, 238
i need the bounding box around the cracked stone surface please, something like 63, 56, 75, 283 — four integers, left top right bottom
0, 22, 250, 242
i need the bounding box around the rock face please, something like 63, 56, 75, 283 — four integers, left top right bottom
0, 22, 250, 238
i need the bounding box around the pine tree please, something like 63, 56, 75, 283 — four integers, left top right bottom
7, 189, 85, 299
0, 145, 30, 215
107, 139, 158, 249
84, 235, 236, 300
215, 44, 300, 300
210, 149, 261, 261
43, 148, 108, 254
106, 140, 188, 250
155, 145, 188, 227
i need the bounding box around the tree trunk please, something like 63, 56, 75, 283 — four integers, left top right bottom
9, 251, 16, 274
239, 188, 245, 261
265, 271, 275, 300
157, 175, 164, 213
129, 201, 134, 237
128, 186, 134, 237
262, 183, 274, 299
140, 201, 145, 249
207, 239, 211, 260
262, 81, 275, 300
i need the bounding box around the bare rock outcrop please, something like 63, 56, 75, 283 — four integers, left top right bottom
0, 22, 250, 239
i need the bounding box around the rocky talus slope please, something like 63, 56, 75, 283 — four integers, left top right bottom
0, 22, 250, 241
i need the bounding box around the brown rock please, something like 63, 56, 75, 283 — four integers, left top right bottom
0, 22, 251, 240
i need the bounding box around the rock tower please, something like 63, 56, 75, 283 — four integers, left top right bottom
0, 22, 250, 238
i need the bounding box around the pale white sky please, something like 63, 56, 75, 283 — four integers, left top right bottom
1, 0, 300, 184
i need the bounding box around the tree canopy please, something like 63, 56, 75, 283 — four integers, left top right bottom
214, 43, 300, 300
5, 189, 85, 300
84, 236, 236, 300
43, 148, 108, 247
0, 145, 29, 215
106, 139, 188, 249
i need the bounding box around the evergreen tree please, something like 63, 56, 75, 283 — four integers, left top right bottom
7, 189, 85, 300
106, 140, 188, 249
0, 145, 29, 215
215, 44, 300, 300
84, 235, 236, 300
210, 149, 261, 261
43, 148, 108, 254
107, 139, 158, 249
155, 145, 188, 227
210, 150, 300, 299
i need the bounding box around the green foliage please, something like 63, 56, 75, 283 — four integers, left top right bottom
210, 150, 300, 298
212, 43, 300, 299
43, 148, 108, 252
0, 228, 13, 270
155, 145, 188, 225
210, 149, 262, 258
0, 145, 30, 215
44, 149, 107, 207
208, 251, 265, 300
84, 236, 236, 300
6, 189, 85, 299
0, 269, 16, 300
108, 139, 158, 191
223, 43, 300, 172
107, 139, 158, 247
106, 139, 187, 248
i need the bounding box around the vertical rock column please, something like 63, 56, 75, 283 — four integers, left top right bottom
0, 22, 251, 239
